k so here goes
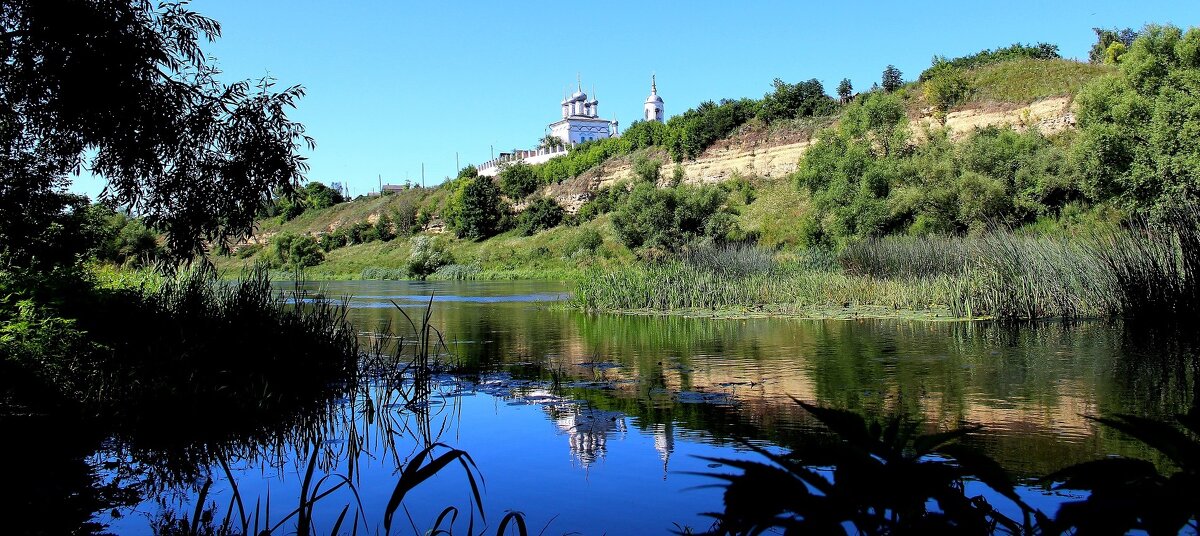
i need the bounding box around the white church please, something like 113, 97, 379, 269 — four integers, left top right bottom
477, 76, 665, 176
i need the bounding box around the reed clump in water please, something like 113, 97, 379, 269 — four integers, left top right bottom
574, 209, 1200, 321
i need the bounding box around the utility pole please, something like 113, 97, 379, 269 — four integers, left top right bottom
421, 163, 425, 188
378, 174, 382, 195
456, 151, 459, 172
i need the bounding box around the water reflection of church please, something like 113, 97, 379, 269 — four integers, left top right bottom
545, 403, 676, 479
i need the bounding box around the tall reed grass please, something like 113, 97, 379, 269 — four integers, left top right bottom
575, 210, 1200, 321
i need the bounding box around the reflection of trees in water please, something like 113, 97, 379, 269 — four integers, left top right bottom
1111, 323, 1199, 418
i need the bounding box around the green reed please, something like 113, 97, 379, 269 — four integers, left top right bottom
574, 210, 1200, 321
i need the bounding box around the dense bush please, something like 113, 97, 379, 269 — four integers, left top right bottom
268, 232, 324, 269
612, 182, 734, 250
920, 42, 1061, 81
1089, 28, 1140, 64
757, 78, 837, 123
632, 156, 662, 183
565, 228, 604, 255
268, 181, 346, 222
443, 168, 509, 240
665, 98, 759, 161
89, 205, 162, 267
405, 235, 452, 279
577, 183, 630, 221
498, 162, 540, 199
923, 68, 970, 120
796, 88, 1079, 248
1072, 24, 1200, 218
515, 198, 564, 236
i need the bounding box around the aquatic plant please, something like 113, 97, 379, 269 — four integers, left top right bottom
576, 208, 1200, 321
696, 400, 1044, 535
1043, 410, 1200, 534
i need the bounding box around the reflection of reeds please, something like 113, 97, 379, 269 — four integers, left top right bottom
130, 290, 527, 535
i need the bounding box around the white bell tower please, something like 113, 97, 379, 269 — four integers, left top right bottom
644, 74, 664, 122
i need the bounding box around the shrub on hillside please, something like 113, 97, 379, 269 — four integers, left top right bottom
757, 78, 837, 123
373, 213, 396, 242
666, 98, 759, 161
612, 182, 734, 250
565, 228, 604, 255
269, 232, 323, 269
796, 86, 1079, 247
444, 174, 509, 240
633, 155, 662, 183
271, 181, 346, 222
499, 162, 539, 199
919, 42, 1061, 82
923, 68, 970, 121
515, 198, 564, 236
406, 235, 452, 279
1072, 24, 1200, 217
577, 183, 630, 221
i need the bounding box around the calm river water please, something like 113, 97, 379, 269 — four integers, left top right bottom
96, 280, 1196, 534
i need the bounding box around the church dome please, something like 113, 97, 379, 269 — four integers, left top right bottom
571, 90, 587, 102
645, 93, 663, 104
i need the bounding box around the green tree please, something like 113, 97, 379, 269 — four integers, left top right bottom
515, 198, 565, 236
269, 232, 323, 269
89, 205, 162, 266
444, 176, 507, 240
538, 134, 564, 150
1089, 27, 1140, 64
498, 162, 540, 199
881, 65, 904, 92
757, 78, 837, 123
0, 1, 313, 264
923, 68, 970, 121
1073, 24, 1200, 216
302, 181, 345, 210
837, 78, 854, 101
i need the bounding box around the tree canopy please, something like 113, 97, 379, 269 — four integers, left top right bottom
0, 0, 312, 265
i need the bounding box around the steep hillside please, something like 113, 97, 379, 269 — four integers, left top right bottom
217, 55, 1113, 279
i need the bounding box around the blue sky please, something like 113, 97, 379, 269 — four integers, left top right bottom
70, 0, 1200, 199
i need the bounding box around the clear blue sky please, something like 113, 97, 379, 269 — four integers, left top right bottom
70, 0, 1200, 199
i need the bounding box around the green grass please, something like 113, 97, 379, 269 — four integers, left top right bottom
735, 178, 811, 249
256, 186, 449, 237
963, 58, 1114, 104
218, 213, 638, 281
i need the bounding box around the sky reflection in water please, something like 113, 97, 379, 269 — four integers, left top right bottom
100, 279, 1194, 534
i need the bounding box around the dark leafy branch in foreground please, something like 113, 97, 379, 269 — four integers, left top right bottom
695, 400, 1043, 535
698, 401, 1200, 535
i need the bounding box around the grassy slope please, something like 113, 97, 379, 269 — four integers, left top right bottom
216, 57, 1110, 283
963, 58, 1113, 104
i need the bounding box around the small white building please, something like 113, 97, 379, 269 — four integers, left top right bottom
549, 78, 619, 146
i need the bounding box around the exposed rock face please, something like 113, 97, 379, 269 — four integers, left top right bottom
917, 96, 1075, 140
542, 96, 1077, 213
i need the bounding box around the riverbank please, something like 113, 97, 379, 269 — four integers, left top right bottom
571, 216, 1200, 322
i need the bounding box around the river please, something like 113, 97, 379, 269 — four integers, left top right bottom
92, 279, 1195, 534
